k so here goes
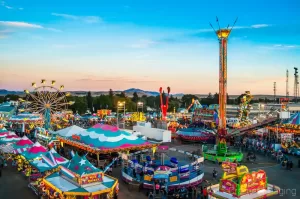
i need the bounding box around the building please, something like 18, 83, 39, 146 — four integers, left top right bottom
0, 102, 17, 119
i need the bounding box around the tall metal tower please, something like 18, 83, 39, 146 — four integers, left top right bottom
273, 82, 276, 103
286, 70, 289, 99
209, 17, 238, 143
294, 67, 298, 102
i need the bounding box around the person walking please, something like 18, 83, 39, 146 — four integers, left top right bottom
213, 168, 218, 180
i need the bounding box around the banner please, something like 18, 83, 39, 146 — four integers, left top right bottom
222, 162, 237, 174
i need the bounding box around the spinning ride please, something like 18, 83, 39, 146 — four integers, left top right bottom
121, 146, 204, 192
159, 87, 170, 121
203, 20, 243, 163
23, 80, 74, 130
237, 91, 253, 127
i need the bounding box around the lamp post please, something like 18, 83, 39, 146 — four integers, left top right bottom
117, 101, 126, 128
137, 102, 144, 112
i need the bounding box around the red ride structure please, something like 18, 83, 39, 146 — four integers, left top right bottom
159, 87, 170, 121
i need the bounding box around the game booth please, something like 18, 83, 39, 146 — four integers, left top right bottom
40, 153, 119, 199
207, 162, 280, 199
121, 145, 204, 193
27, 148, 69, 195
7, 113, 44, 134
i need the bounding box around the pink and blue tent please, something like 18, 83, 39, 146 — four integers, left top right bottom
286, 113, 300, 125
72, 124, 151, 149
21, 142, 48, 160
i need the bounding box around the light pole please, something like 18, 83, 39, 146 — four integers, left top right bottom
137, 102, 144, 112
117, 101, 126, 128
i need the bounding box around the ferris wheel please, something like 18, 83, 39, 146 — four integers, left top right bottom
23, 79, 74, 129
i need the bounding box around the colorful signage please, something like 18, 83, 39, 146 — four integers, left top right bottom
72, 135, 81, 141
81, 173, 103, 185
169, 176, 178, 182
240, 170, 266, 195
222, 162, 237, 174
144, 175, 152, 181
220, 179, 237, 195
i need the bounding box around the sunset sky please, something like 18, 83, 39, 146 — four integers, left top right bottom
0, 0, 300, 95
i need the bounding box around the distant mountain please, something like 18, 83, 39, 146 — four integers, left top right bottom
0, 88, 285, 99
124, 88, 160, 96
0, 89, 24, 96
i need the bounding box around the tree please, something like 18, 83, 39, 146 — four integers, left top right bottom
213, 93, 219, 104
181, 94, 199, 108
4, 94, 20, 101
132, 92, 139, 103
86, 91, 93, 112
69, 96, 88, 114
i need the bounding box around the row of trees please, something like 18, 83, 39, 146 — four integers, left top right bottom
0, 91, 286, 114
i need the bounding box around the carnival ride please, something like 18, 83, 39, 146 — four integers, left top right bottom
121, 145, 204, 193
208, 162, 279, 199
203, 21, 243, 163
237, 91, 253, 128
130, 112, 146, 122
159, 87, 170, 121
23, 80, 74, 130
187, 99, 202, 113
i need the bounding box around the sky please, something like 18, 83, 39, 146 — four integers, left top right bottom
0, 0, 300, 95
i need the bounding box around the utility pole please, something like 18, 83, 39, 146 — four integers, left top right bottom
286, 69, 289, 99
273, 82, 276, 103
294, 67, 298, 103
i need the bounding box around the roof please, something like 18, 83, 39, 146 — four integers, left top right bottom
0, 105, 15, 113
14, 136, 34, 148
287, 113, 300, 125
21, 142, 48, 160
44, 172, 117, 194
73, 124, 150, 149
55, 125, 84, 137
8, 113, 43, 121
30, 149, 69, 172
63, 153, 100, 176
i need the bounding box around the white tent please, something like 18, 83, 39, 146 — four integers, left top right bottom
55, 125, 84, 137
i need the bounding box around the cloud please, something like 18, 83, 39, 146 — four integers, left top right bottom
260, 44, 299, 50
76, 77, 158, 83
130, 39, 156, 49
47, 28, 62, 32
52, 44, 75, 49
51, 13, 102, 24
251, 24, 269, 28
0, 21, 43, 28
1, 1, 23, 10
195, 24, 271, 33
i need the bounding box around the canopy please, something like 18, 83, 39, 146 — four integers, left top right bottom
287, 113, 300, 125
0, 143, 14, 153
56, 125, 84, 137
14, 135, 34, 149
0, 127, 8, 133
30, 149, 69, 172
63, 153, 100, 176
74, 124, 151, 149
21, 142, 48, 160
0, 132, 21, 144
8, 113, 43, 124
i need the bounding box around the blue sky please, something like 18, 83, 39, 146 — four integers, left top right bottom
0, 0, 300, 94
